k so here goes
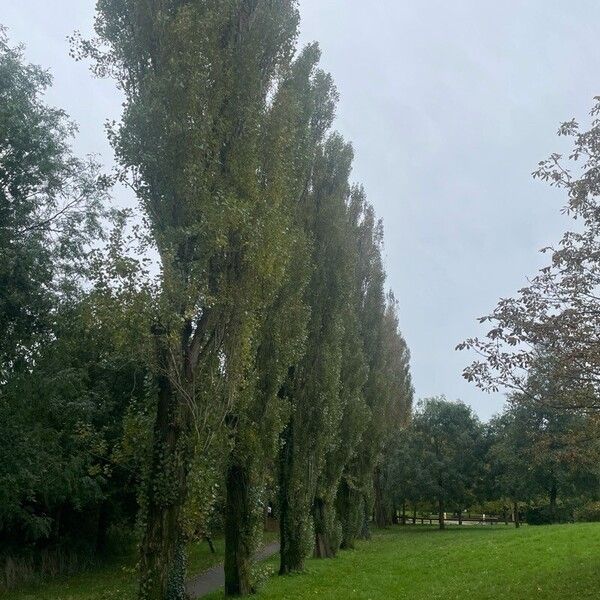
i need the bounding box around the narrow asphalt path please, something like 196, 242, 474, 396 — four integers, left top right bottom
185, 542, 280, 599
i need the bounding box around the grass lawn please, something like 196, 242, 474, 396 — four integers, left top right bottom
5, 524, 599, 599
204, 523, 600, 600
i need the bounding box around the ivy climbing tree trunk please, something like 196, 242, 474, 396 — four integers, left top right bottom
359, 494, 372, 540
312, 497, 336, 559
279, 422, 310, 574
139, 331, 192, 600
224, 459, 253, 596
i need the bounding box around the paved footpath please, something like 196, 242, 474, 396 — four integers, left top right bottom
185, 542, 280, 599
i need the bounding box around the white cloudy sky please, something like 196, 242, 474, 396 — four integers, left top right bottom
4, 1, 599, 419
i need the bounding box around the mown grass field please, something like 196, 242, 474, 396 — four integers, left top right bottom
6, 524, 600, 599
212, 523, 599, 600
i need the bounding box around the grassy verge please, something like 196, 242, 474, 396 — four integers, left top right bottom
206, 523, 600, 600
3, 533, 275, 600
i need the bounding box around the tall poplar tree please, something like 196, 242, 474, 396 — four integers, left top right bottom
221, 43, 332, 595
373, 294, 414, 527
336, 193, 389, 540
79, 2, 301, 598
278, 131, 356, 574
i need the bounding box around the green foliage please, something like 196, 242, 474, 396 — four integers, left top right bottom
0, 29, 146, 588
0, 26, 108, 373
400, 397, 484, 525
525, 506, 573, 526
485, 357, 600, 519
574, 501, 600, 523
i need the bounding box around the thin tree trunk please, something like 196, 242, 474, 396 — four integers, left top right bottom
401, 500, 407, 526
359, 493, 371, 540
96, 500, 110, 555
549, 480, 557, 522
206, 537, 215, 554
224, 460, 252, 596
458, 509, 463, 526
513, 500, 520, 528
412, 505, 417, 525
373, 466, 389, 528
438, 498, 445, 530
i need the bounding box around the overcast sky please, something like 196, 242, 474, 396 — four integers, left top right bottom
4, 1, 600, 419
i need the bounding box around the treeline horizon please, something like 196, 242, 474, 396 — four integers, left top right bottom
382, 390, 600, 531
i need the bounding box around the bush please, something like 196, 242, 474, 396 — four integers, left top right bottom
574, 502, 600, 523
525, 505, 573, 525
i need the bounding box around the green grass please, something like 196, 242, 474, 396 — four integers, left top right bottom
6, 525, 600, 599
204, 524, 600, 600
4, 536, 235, 600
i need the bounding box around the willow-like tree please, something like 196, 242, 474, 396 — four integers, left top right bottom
77, 2, 302, 598
0, 26, 107, 373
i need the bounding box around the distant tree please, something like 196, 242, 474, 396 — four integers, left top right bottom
486, 409, 536, 527
411, 398, 483, 530
381, 428, 425, 525
336, 196, 413, 542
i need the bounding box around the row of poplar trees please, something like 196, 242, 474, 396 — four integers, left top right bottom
70, 2, 414, 599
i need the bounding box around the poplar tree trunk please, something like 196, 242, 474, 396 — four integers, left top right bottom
373, 467, 390, 527
336, 479, 359, 549
438, 498, 445, 530
138, 358, 190, 600
224, 460, 252, 596
359, 494, 372, 540
313, 497, 335, 558
279, 424, 308, 574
